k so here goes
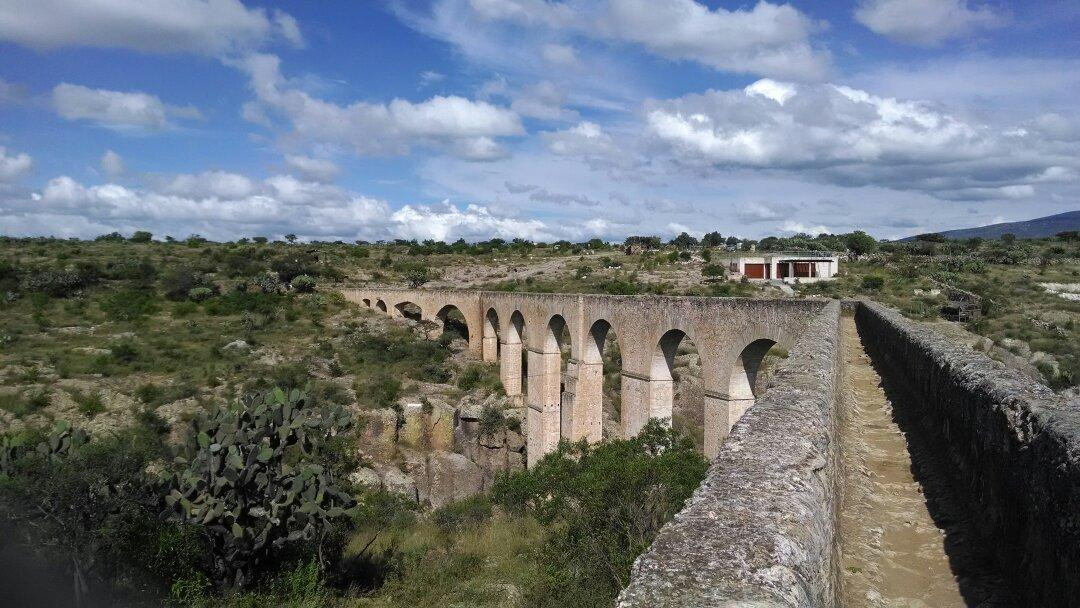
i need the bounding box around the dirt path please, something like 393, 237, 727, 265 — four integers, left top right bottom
837, 314, 964, 607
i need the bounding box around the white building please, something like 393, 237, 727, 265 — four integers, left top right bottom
728, 252, 840, 284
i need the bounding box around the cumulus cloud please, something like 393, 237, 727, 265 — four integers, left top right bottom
460, 0, 829, 80
100, 150, 124, 177
510, 81, 579, 121
542, 121, 619, 159
53, 83, 200, 130
855, 0, 1004, 46
0, 0, 302, 54
0, 147, 32, 182
235, 53, 523, 160
645, 78, 1079, 200
779, 221, 829, 235
284, 155, 340, 182
541, 43, 579, 67
0, 169, 559, 242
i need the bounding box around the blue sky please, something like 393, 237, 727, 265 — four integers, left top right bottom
0, 0, 1077, 242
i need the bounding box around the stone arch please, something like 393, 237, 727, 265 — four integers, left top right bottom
573, 318, 620, 443
375, 299, 387, 313
394, 301, 422, 322
435, 304, 471, 342
362, 298, 370, 307
483, 308, 500, 363
647, 329, 703, 451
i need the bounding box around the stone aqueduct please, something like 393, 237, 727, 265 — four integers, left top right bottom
342, 288, 827, 465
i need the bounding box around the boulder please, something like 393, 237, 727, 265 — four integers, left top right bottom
223, 339, 251, 351
349, 467, 381, 490
420, 451, 485, 509
357, 408, 398, 460
379, 466, 418, 503
399, 402, 424, 447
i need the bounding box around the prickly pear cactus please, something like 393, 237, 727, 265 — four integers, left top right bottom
163, 387, 357, 588
1, 421, 89, 479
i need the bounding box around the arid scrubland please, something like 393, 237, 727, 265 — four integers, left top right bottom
0, 229, 1076, 606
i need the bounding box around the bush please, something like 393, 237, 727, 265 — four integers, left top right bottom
130, 231, 153, 243
291, 274, 316, 293
99, 288, 159, 321
252, 271, 282, 294
162, 387, 357, 589
270, 252, 319, 283
356, 375, 402, 409
188, 286, 215, 302
162, 267, 215, 301
20, 268, 95, 297
702, 263, 725, 277
0, 423, 175, 603
861, 275, 885, 290
492, 420, 707, 607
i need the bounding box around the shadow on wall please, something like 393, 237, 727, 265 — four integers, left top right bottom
861, 327, 1018, 606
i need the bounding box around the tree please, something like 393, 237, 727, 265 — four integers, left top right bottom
845, 230, 877, 256
670, 232, 698, 249
701, 231, 723, 248
252, 236, 268, 244
405, 267, 432, 288
1001, 233, 1016, 244
725, 236, 739, 247
284, 234, 298, 244
130, 231, 153, 243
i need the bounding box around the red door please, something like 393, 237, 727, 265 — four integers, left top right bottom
745, 263, 765, 279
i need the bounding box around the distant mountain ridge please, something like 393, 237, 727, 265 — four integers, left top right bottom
905, 210, 1080, 240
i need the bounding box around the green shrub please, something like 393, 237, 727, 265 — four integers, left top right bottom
432, 495, 493, 534
130, 231, 153, 243
0, 389, 50, 417
162, 387, 357, 589
204, 291, 286, 317
270, 252, 318, 283
492, 420, 707, 607
188, 286, 215, 302
356, 375, 402, 409
99, 288, 159, 321
68, 389, 105, 417
252, 271, 282, 294
162, 266, 214, 301
702, 263, 725, 277
291, 274, 316, 293
861, 275, 885, 290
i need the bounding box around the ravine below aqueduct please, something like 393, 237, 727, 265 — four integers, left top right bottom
342, 288, 1080, 607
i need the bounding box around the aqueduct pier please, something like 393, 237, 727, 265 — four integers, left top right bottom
342, 288, 1080, 606
342, 288, 824, 465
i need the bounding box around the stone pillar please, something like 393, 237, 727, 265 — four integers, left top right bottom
620, 371, 650, 438
561, 359, 577, 440
500, 340, 522, 398
482, 335, 498, 363
572, 361, 604, 443
526, 348, 561, 468
704, 391, 755, 459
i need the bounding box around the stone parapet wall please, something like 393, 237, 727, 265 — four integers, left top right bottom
855, 300, 1080, 607
618, 301, 843, 607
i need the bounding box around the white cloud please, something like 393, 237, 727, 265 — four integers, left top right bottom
459, 0, 829, 80
419, 70, 446, 88
0, 170, 559, 242
0, 147, 32, 182
235, 53, 523, 159
284, 155, 340, 182
162, 171, 255, 199
542, 121, 618, 159
53, 83, 200, 130
779, 221, 829, 235
855, 0, 1004, 46
510, 81, 579, 121
100, 150, 124, 177
390, 201, 552, 241
645, 79, 1079, 200
0, 0, 302, 54
541, 43, 579, 67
